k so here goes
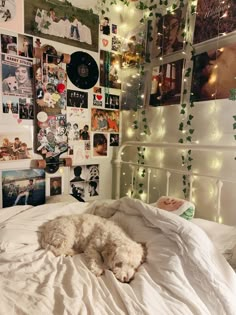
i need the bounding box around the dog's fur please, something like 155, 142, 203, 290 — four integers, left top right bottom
4, 76, 18, 92
41, 214, 146, 282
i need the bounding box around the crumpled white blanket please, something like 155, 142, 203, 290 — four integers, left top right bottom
0, 197, 236, 315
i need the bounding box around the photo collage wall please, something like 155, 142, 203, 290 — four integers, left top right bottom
147, 0, 236, 106
0, 0, 124, 206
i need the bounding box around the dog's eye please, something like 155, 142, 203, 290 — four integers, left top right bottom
115, 262, 123, 268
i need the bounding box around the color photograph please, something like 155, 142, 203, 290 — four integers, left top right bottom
0, 123, 33, 161
1, 33, 17, 55
50, 176, 62, 196
91, 108, 119, 132
100, 50, 122, 89
93, 133, 108, 157
194, 0, 236, 44
149, 59, 184, 106
2, 169, 45, 208
191, 43, 236, 102
24, 0, 99, 52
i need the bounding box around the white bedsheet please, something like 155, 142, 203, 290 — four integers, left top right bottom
0, 197, 236, 315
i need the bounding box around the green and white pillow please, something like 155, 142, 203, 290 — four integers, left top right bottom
156, 196, 195, 220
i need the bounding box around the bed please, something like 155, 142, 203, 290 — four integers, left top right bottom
0, 142, 236, 315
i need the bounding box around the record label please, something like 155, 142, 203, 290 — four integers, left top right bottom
66, 52, 99, 90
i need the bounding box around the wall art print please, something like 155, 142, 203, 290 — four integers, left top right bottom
2, 169, 45, 208
194, 0, 236, 44
0, 0, 15, 24
191, 42, 236, 102
70, 164, 99, 201
149, 59, 184, 106
146, 5, 187, 60
24, 0, 99, 52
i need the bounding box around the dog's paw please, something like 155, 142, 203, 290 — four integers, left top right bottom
90, 264, 104, 277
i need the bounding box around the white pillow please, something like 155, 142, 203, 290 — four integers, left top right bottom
46, 194, 78, 204
192, 218, 236, 269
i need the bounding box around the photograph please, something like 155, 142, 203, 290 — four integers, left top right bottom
0, 123, 33, 161
194, 0, 236, 44
110, 133, 119, 146
70, 164, 99, 200
2, 95, 18, 115
19, 97, 34, 120
146, 6, 187, 60
1, 33, 17, 54
91, 108, 119, 132
93, 133, 108, 157
121, 25, 145, 67
67, 89, 88, 108
18, 34, 33, 58
2, 169, 45, 208
1, 54, 33, 98
105, 93, 119, 110
0, 0, 15, 23
50, 176, 62, 196
111, 36, 122, 52
24, 0, 99, 52
149, 59, 184, 106
191, 42, 236, 102
100, 50, 122, 89
100, 16, 110, 36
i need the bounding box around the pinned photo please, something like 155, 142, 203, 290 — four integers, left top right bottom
149, 59, 184, 106
18, 34, 33, 58
19, 97, 34, 120
1, 34, 17, 55
93, 133, 108, 157
91, 108, 119, 132
0, 0, 15, 23
2, 169, 45, 208
100, 51, 122, 89
67, 89, 88, 108
93, 94, 103, 106
50, 177, 62, 196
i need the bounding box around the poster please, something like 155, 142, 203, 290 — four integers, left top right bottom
24, 0, 99, 52
70, 164, 99, 200
194, 0, 236, 44
146, 6, 187, 59
149, 59, 184, 106
2, 169, 45, 207
1, 54, 33, 98
100, 50, 122, 89
191, 43, 236, 102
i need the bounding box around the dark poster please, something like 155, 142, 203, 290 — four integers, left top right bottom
194, 0, 236, 44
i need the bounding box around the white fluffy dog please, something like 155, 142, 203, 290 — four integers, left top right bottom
41, 214, 146, 283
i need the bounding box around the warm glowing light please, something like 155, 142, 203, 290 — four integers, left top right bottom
127, 127, 135, 137
209, 74, 217, 84
210, 158, 222, 170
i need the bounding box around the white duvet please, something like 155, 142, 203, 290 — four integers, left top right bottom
0, 197, 236, 315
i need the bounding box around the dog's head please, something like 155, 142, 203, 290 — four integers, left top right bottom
6, 76, 18, 91
102, 242, 147, 283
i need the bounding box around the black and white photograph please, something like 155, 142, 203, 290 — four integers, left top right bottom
1, 54, 33, 98
105, 93, 119, 109
110, 133, 119, 146
18, 34, 33, 58
19, 97, 34, 120
70, 164, 99, 200
0, 0, 15, 23
2, 95, 18, 115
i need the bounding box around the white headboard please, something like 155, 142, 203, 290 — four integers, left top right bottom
114, 141, 236, 225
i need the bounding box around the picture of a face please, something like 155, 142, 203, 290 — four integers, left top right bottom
15, 66, 29, 84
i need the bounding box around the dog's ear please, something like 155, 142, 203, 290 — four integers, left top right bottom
101, 242, 117, 263
139, 242, 147, 263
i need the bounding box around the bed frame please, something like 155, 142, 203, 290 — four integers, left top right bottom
114, 141, 236, 223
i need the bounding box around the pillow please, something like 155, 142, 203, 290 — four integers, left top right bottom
156, 196, 195, 220
46, 194, 78, 204
192, 218, 236, 269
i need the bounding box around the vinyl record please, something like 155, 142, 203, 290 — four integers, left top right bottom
66, 51, 99, 90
